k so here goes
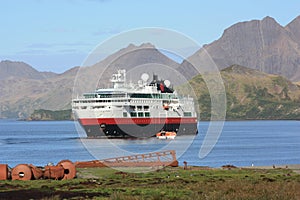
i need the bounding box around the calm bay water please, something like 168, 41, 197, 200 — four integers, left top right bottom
0, 119, 299, 168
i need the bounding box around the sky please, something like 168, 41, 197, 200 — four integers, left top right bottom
0, 0, 299, 73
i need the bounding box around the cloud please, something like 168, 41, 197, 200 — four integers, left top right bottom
27, 43, 55, 48
16, 49, 51, 55
62, 42, 93, 47
59, 49, 81, 53
26, 42, 92, 49
17, 42, 91, 56
93, 27, 122, 36
40, 27, 78, 33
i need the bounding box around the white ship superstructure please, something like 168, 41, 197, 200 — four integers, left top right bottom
72, 69, 198, 138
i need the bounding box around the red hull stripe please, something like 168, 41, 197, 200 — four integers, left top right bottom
79, 118, 197, 125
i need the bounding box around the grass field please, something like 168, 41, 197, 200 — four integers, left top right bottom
1, 166, 300, 199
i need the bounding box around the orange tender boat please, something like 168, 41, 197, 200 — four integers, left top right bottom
156, 131, 176, 139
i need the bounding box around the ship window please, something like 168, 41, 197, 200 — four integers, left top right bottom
123, 112, 127, 117
145, 112, 150, 117
184, 112, 192, 117
97, 94, 113, 98
130, 106, 135, 111
130, 112, 137, 117
84, 94, 95, 98
93, 106, 104, 109
144, 106, 149, 111
130, 93, 153, 98
138, 112, 144, 117
137, 106, 142, 111
81, 106, 87, 109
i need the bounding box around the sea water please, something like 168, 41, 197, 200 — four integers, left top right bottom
0, 119, 299, 168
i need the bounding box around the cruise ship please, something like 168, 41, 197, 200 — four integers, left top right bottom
72, 69, 198, 138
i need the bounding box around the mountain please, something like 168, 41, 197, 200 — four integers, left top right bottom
0, 60, 57, 80
180, 65, 300, 120
73, 43, 180, 96
286, 16, 300, 45
2, 16, 300, 119
0, 43, 180, 118
180, 16, 300, 82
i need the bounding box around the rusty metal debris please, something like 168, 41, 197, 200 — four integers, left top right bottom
1, 160, 76, 181
58, 160, 76, 180
11, 164, 32, 181
0, 164, 8, 180
0, 150, 178, 181
75, 150, 178, 168
44, 165, 65, 180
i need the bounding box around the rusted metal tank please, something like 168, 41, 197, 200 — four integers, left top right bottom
0, 164, 8, 180
58, 160, 76, 180
29, 164, 43, 180
11, 164, 32, 181
2, 161, 78, 181
44, 165, 65, 180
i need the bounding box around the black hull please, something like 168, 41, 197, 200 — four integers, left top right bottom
81, 123, 198, 138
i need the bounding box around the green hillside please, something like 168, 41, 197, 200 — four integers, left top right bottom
182, 65, 300, 120
27, 65, 300, 121
28, 109, 73, 121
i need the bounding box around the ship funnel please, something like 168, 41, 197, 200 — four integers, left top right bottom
152, 74, 158, 82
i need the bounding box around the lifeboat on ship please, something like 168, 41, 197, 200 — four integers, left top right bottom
156, 131, 176, 139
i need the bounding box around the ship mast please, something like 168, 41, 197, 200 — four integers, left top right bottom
110, 69, 126, 89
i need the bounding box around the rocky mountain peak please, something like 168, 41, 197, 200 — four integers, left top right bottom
0, 60, 58, 80
182, 16, 300, 82
122, 43, 155, 51
285, 15, 300, 44
286, 15, 300, 28
261, 16, 278, 24
0, 60, 39, 80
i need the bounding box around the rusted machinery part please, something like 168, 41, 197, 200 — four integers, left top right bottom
75, 150, 179, 168
0, 164, 8, 180
11, 164, 32, 181
75, 160, 106, 168
44, 165, 65, 180
29, 164, 43, 180
7, 166, 12, 180
169, 160, 179, 167
101, 161, 179, 167
58, 160, 76, 180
